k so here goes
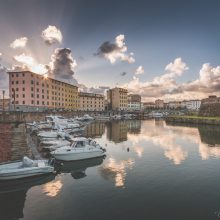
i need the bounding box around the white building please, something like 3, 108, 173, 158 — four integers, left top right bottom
181, 100, 201, 111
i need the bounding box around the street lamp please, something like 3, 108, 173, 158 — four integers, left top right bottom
2, 90, 5, 111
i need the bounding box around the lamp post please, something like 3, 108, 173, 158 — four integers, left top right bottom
2, 90, 5, 111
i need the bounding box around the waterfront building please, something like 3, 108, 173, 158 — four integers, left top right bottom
181, 100, 201, 111
199, 95, 220, 117
155, 99, 164, 109
8, 71, 78, 111
168, 101, 182, 109
107, 87, 128, 111
78, 92, 104, 111
127, 94, 141, 111
142, 102, 156, 110
0, 98, 10, 111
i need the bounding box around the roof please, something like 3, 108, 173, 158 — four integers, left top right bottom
7, 70, 78, 88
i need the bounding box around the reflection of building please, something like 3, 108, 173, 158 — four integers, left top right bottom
127, 94, 141, 111
78, 92, 104, 111
0, 98, 10, 111
106, 121, 128, 143
85, 122, 105, 138
155, 99, 164, 109
198, 125, 220, 146
107, 87, 128, 111
8, 71, 78, 111
127, 120, 141, 134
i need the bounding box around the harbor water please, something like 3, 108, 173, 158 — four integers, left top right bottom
1, 120, 220, 219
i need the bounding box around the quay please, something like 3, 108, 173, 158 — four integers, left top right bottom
166, 115, 220, 126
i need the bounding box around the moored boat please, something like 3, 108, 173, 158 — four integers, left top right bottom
0, 157, 54, 180
51, 137, 106, 161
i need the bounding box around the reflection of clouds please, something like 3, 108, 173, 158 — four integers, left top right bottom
164, 146, 188, 165
100, 158, 134, 187
134, 146, 144, 158
43, 180, 63, 197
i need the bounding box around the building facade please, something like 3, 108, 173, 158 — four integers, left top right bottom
0, 98, 10, 111
142, 102, 156, 110
127, 94, 141, 111
78, 92, 104, 111
107, 87, 128, 111
181, 100, 201, 111
167, 101, 182, 109
8, 71, 78, 111
155, 99, 164, 109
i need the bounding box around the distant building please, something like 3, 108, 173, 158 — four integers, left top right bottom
78, 92, 104, 111
155, 99, 164, 109
142, 102, 155, 110
8, 71, 78, 111
127, 94, 141, 111
0, 98, 10, 111
107, 87, 128, 111
181, 100, 201, 111
168, 101, 182, 109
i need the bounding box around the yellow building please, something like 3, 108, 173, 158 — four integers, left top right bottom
78, 92, 104, 111
107, 87, 128, 111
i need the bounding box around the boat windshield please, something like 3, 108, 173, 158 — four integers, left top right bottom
72, 141, 86, 148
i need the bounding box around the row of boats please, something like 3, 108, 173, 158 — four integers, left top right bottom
0, 114, 107, 181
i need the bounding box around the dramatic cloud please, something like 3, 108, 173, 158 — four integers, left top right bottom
165, 57, 189, 75
10, 37, 28, 49
13, 53, 48, 74
41, 25, 63, 45
80, 86, 110, 95
124, 57, 220, 101
135, 65, 144, 75
48, 48, 77, 84
124, 58, 190, 100
97, 34, 135, 64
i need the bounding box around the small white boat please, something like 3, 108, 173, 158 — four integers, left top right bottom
51, 137, 106, 161
0, 157, 54, 180
94, 115, 110, 121
78, 114, 94, 121
42, 140, 71, 151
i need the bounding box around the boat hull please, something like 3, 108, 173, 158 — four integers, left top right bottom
54, 151, 105, 161
0, 167, 54, 180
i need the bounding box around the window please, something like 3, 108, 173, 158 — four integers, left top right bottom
31, 87, 34, 91
37, 94, 39, 98
22, 101, 25, 104
22, 80, 25, 84
12, 81, 14, 85
37, 101, 39, 105
22, 88, 25, 91
16, 88, 19, 91
23, 94, 25, 98
16, 81, 19, 84
31, 93, 34, 98
31, 80, 34, 84
31, 100, 34, 104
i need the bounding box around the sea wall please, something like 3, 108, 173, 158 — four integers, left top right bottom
166, 117, 220, 126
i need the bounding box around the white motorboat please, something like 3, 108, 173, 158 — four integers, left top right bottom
94, 115, 110, 121
37, 130, 69, 139
51, 137, 106, 161
0, 157, 54, 180
42, 140, 71, 151
78, 114, 94, 121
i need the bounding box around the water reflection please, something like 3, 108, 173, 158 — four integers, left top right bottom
43, 179, 63, 197
100, 158, 135, 188
84, 120, 220, 165
56, 156, 105, 179
0, 174, 55, 220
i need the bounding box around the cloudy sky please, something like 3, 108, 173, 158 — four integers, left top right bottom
0, 0, 220, 101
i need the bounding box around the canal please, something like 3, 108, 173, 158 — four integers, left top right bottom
1, 119, 220, 220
